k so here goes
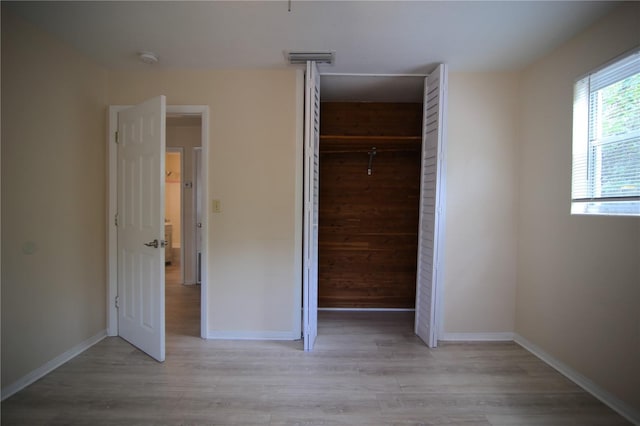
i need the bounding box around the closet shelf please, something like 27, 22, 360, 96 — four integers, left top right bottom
320, 134, 422, 154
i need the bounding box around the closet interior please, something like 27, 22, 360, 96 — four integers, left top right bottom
318, 101, 423, 310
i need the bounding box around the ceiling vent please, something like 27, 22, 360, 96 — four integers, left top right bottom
287, 51, 335, 65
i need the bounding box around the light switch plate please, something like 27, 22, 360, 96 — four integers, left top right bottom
212, 199, 221, 213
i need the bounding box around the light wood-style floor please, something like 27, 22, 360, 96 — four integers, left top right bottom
1, 265, 629, 425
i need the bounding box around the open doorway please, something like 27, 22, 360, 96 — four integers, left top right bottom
107, 104, 210, 357
165, 115, 203, 338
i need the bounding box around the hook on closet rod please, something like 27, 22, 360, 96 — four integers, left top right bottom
367, 147, 377, 176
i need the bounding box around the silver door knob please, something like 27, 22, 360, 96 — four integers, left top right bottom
144, 239, 159, 248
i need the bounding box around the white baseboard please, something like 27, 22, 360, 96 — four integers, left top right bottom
1, 329, 107, 401
206, 330, 298, 340
439, 332, 514, 341
514, 333, 640, 425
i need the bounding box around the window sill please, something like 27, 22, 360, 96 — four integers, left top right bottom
571, 200, 640, 217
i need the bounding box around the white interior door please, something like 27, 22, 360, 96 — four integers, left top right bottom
117, 95, 167, 361
415, 64, 448, 348
303, 61, 320, 351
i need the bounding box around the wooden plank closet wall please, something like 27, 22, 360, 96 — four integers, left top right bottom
319, 102, 423, 308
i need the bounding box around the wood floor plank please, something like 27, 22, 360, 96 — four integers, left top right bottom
0, 266, 630, 425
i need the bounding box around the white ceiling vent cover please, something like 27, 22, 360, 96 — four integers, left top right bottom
287, 51, 335, 65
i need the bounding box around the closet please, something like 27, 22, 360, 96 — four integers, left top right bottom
318, 102, 423, 309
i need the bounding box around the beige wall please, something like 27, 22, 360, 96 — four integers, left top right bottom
516, 2, 640, 412
443, 72, 519, 335
108, 69, 303, 337
1, 11, 108, 387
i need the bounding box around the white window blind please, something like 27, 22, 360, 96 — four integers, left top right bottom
572, 48, 640, 216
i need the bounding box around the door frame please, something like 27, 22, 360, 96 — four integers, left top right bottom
193, 147, 203, 284
107, 105, 210, 339
312, 72, 446, 343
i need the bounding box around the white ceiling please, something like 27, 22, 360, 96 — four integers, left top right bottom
6, 1, 617, 101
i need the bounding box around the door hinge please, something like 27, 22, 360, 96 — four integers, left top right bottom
115, 131, 119, 144
115, 295, 120, 309
114, 213, 119, 227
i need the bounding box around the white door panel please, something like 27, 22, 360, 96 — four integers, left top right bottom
117, 95, 166, 361
303, 61, 320, 352
415, 65, 448, 348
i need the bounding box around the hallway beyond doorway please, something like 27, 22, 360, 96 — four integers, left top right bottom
166, 263, 200, 338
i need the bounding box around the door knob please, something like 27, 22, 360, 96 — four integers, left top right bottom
144, 239, 159, 248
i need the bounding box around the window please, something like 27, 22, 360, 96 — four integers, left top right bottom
572, 48, 640, 216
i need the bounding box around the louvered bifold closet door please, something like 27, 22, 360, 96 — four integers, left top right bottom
415, 64, 448, 348
303, 61, 320, 351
